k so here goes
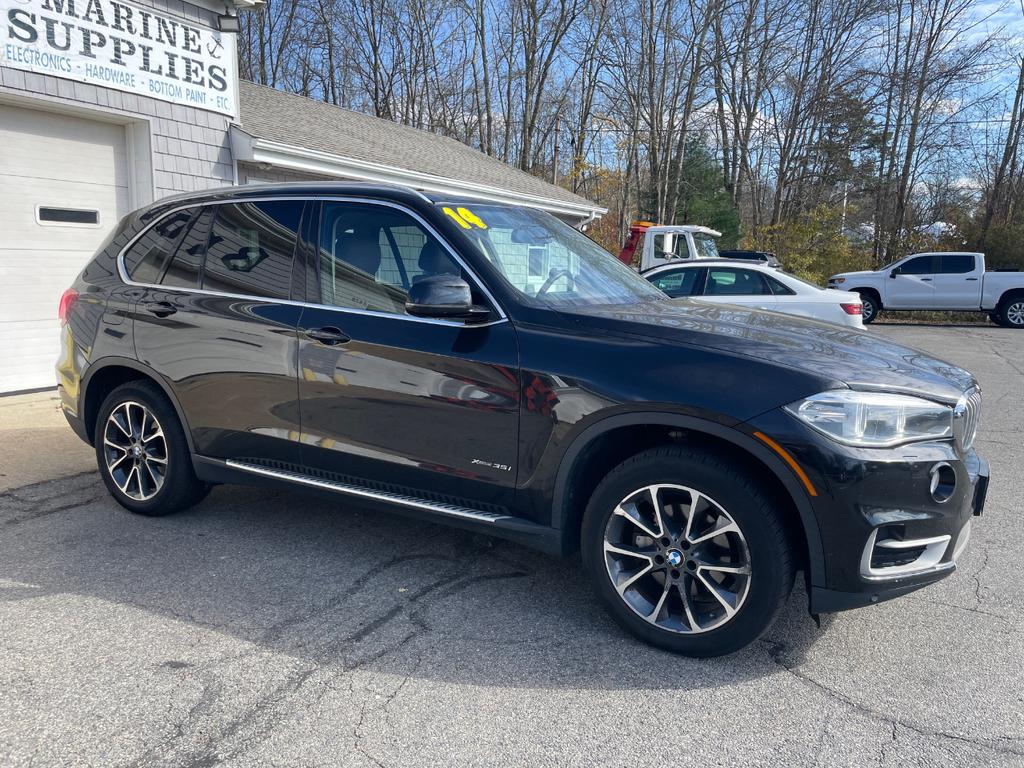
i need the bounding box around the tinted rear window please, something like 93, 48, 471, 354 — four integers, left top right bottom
162, 208, 214, 289
202, 201, 303, 299
940, 254, 976, 274
123, 210, 196, 283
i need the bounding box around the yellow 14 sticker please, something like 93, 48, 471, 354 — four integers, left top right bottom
443, 206, 488, 229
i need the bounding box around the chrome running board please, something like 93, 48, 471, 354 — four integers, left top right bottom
225, 459, 512, 525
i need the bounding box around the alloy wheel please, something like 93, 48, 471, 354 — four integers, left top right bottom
861, 298, 875, 322
1007, 301, 1024, 327
603, 484, 752, 634
102, 401, 168, 501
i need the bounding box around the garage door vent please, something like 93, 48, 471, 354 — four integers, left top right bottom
37, 207, 99, 225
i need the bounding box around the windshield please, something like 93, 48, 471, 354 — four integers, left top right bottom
439, 203, 664, 307
692, 233, 720, 259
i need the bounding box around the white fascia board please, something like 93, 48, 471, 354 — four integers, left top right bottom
233, 130, 606, 221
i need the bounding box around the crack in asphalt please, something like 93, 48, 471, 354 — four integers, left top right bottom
761, 639, 1024, 759
0, 471, 102, 528
134, 547, 530, 767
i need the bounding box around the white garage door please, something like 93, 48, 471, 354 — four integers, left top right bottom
0, 104, 130, 393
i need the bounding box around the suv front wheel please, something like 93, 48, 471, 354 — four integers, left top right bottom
95, 381, 209, 515
581, 446, 794, 657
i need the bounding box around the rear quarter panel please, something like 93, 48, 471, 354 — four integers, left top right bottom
981, 271, 1024, 310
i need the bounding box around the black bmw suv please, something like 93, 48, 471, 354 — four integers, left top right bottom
57, 183, 987, 657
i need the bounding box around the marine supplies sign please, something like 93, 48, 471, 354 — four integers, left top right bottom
1, 0, 237, 117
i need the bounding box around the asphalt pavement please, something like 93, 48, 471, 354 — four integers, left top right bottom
0, 323, 1021, 767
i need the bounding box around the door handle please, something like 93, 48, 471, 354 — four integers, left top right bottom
304, 326, 350, 345
920, 278, 932, 282
145, 301, 177, 317
966, 277, 979, 281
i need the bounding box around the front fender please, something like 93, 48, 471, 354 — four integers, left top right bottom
550, 411, 826, 590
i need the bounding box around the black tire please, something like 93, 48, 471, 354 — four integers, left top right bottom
94, 380, 208, 516
581, 446, 794, 657
989, 312, 1002, 326
997, 297, 1024, 329
857, 291, 879, 324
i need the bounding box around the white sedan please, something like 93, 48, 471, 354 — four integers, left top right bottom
643, 260, 865, 328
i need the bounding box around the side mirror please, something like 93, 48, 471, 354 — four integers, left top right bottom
405, 275, 491, 323
890, 268, 900, 278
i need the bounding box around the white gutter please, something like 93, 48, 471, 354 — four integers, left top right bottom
230, 127, 606, 222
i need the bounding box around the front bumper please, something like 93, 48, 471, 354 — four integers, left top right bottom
748, 409, 988, 614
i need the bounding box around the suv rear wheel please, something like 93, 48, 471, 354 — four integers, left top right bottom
95, 381, 209, 515
581, 446, 794, 657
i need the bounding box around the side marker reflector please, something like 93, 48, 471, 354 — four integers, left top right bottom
754, 431, 818, 497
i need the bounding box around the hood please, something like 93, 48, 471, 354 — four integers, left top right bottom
560, 299, 975, 404
831, 269, 876, 280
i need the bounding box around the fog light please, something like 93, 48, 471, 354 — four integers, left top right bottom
929, 462, 956, 503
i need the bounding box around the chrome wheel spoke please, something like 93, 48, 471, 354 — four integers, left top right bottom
117, 463, 137, 495
613, 502, 659, 540
110, 409, 132, 439
143, 460, 161, 489
604, 541, 655, 562
695, 559, 751, 576
615, 563, 654, 595
104, 437, 129, 454
648, 581, 671, 621
677, 580, 700, 631
648, 486, 668, 538
695, 569, 740, 619
688, 517, 740, 545
683, 490, 704, 541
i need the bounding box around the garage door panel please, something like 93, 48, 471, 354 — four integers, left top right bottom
0, 107, 129, 185
0, 250, 99, 323
0, 177, 127, 251
0, 105, 130, 392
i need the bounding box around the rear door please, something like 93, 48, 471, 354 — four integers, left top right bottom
647, 267, 705, 298
131, 199, 306, 463
700, 267, 777, 311
886, 255, 936, 308
932, 254, 981, 309
295, 200, 520, 511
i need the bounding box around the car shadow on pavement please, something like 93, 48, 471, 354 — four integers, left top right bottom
0, 473, 830, 690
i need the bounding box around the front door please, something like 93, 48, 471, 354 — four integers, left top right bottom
296, 200, 520, 511
887, 254, 936, 308
131, 199, 307, 464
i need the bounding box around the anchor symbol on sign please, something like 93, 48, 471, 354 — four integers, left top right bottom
207, 38, 224, 59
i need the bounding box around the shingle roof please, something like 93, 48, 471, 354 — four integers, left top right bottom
237, 81, 599, 213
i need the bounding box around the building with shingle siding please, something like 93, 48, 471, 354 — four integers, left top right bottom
0, 0, 603, 393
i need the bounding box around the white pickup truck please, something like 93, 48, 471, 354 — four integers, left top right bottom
829, 252, 1024, 327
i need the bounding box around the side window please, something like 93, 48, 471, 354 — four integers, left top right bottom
317, 202, 462, 314
705, 268, 771, 296
650, 269, 700, 297
899, 256, 935, 275
202, 201, 302, 299
162, 208, 214, 289
123, 209, 195, 283
765, 275, 796, 295
939, 254, 976, 274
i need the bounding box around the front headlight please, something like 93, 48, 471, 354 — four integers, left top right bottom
785, 390, 953, 447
